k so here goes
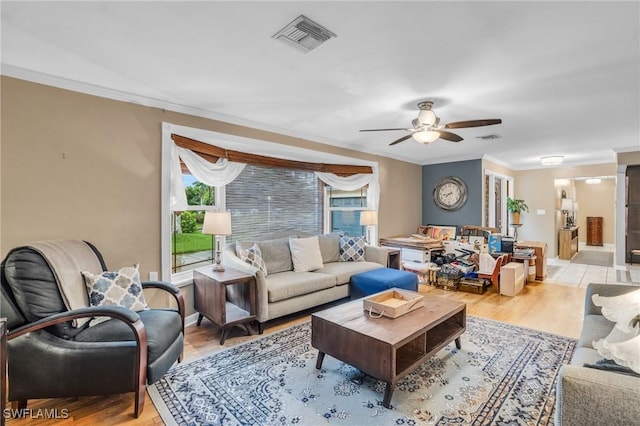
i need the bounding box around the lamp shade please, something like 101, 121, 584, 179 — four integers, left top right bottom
202, 211, 232, 235
359, 210, 378, 226
560, 198, 573, 211
412, 130, 441, 144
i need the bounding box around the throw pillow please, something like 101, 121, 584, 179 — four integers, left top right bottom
593, 333, 640, 374
82, 263, 149, 326
339, 236, 366, 262
592, 288, 640, 332
289, 236, 324, 272
240, 244, 268, 276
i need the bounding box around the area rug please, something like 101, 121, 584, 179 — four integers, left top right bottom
149, 317, 576, 425
545, 265, 562, 279
570, 250, 613, 267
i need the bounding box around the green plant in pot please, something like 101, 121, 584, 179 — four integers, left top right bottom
507, 197, 529, 225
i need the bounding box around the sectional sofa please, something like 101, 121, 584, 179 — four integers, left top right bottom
555, 283, 640, 425
222, 232, 389, 331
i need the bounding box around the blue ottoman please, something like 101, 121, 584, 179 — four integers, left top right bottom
350, 268, 419, 299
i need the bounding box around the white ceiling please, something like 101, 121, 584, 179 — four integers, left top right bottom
2, 1, 639, 169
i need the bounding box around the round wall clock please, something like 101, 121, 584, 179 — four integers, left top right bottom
433, 176, 468, 211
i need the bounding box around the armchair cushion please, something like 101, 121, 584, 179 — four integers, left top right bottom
82, 264, 149, 326
73, 309, 182, 366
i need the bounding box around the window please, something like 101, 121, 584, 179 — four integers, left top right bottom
324, 186, 369, 237
225, 164, 323, 243
171, 175, 221, 274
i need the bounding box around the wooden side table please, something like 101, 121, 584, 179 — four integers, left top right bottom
193, 267, 256, 344
386, 248, 401, 269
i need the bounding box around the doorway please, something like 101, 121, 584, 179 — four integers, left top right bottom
485, 172, 513, 235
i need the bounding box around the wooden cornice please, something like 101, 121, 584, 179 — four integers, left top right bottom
171, 134, 373, 176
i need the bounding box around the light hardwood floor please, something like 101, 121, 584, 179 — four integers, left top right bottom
5, 259, 636, 425
7, 282, 585, 426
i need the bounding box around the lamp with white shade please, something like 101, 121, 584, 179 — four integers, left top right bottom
359, 210, 378, 245
202, 211, 232, 272
560, 198, 573, 229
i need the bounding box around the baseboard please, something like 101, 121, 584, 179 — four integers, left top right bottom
185, 312, 200, 328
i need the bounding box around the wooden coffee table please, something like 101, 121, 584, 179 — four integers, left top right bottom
311, 294, 466, 408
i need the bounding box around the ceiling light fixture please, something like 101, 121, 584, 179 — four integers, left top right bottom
412, 131, 441, 144
540, 156, 564, 166
586, 178, 602, 185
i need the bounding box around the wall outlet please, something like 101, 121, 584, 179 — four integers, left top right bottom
149, 271, 158, 281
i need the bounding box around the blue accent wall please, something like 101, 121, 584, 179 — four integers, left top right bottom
422, 159, 483, 233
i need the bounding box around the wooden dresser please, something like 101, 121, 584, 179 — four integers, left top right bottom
586, 217, 603, 246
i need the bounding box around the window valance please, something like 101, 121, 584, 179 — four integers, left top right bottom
169, 134, 380, 212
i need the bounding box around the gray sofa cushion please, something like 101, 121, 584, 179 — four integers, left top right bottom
571, 346, 604, 366
318, 234, 340, 264
238, 237, 293, 274
578, 314, 615, 349
266, 271, 336, 303
315, 261, 383, 285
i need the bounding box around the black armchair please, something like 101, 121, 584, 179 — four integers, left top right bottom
0, 241, 185, 418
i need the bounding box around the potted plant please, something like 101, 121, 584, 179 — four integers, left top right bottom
507, 197, 529, 225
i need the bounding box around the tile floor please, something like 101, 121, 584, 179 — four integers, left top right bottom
544, 244, 640, 288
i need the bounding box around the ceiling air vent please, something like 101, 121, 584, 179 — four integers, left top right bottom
272, 15, 337, 53
476, 134, 501, 140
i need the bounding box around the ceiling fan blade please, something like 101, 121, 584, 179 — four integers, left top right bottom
444, 119, 502, 129
389, 134, 414, 146
360, 128, 410, 132
438, 130, 464, 142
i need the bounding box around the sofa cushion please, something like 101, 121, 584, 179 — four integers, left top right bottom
239, 244, 268, 276
238, 237, 293, 274
318, 234, 340, 263
571, 346, 604, 366
266, 271, 336, 303
578, 314, 614, 348
289, 236, 324, 272
315, 261, 383, 285
339, 236, 366, 262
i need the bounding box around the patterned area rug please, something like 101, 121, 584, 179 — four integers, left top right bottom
149, 317, 576, 425
546, 265, 562, 279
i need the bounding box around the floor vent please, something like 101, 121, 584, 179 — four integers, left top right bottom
272, 15, 336, 52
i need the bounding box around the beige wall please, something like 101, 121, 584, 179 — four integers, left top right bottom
574, 179, 615, 245
618, 151, 640, 166
514, 163, 617, 257
1, 76, 422, 315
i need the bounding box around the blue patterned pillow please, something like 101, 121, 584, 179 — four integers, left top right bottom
82, 263, 149, 326
339, 236, 366, 262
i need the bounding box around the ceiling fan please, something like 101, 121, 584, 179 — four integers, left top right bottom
360, 101, 502, 146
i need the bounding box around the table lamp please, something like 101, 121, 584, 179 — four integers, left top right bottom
202, 211, 232, 272
560, 198, 573, 229
360, 210, 378, 245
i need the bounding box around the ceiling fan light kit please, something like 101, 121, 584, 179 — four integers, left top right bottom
413, 130, 441, 144
360, 100, 502, 146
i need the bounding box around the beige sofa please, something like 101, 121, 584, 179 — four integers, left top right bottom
222, 233, 388, 332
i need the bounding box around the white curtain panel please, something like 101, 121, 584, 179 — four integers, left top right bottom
315, 170, 380, 211
169, 143, 246, 211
